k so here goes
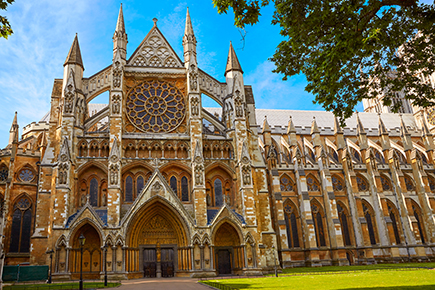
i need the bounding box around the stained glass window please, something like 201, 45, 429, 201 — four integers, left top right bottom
380, 176, 391, 191
332, 176, 344, 191
413, 205, 426, 244
375, 151, 385, 164
181, 177, 189, 202
337, 203, 351, 246
214, 178, 223, 207
19, 168, 34, 182
363, 203, 377, 245
404, 176, 415, 192
137, 176, 144, 197
280, 175, 294, 192
170, 176, 177, 195
388, 205, 401, 245
284, 203, 299, 248
307, 176, 319, 191
0, 166, 7, 182
311, 204, 326, 247
429, 177, 435, 193
125, 176, 133, 202
89, 178, 98, 206
10, 197, 31, 253
356, 176, 368, 192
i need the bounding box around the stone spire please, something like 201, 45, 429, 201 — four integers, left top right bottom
224, 42, 243, 76
183, 7, 197, 64
333, 117, 343, 135
8, 111, 18, 145
310, 117, 320, 134
115, 3, 125, 34
64, 34, 84, 69
113, 3, 128, 60
184, 7, 195, 40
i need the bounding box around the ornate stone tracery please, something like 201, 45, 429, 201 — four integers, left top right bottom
126, 80, 186, 133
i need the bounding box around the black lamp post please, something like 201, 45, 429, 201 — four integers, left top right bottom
79, 234, 86, 290
103, 244, 108, 286
46, 249, 54, 284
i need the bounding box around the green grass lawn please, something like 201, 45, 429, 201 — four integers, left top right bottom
3, 282, 120, 290
202, 264, 435, 290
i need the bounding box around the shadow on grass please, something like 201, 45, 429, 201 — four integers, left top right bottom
340, 286, 435, 290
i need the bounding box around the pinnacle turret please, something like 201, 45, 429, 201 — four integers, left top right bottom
115, 3, 125, 34
356, 112, 366, 135
334, 117, 343, 134
400, 115, 410, 136
378, 114, 388, 135
113, 4, 128, 60
8, 111, 18, 146
310, 117, 320, 135
287, 116, 296, 134
64, 34, 84, 69
224, 42, 243, 76
262, 116, 271, 133
184, 7, 195, 40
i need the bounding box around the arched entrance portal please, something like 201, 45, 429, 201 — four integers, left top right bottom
126, 200, 190, 278
213, 222, 244, 275
70, 223, 102, 279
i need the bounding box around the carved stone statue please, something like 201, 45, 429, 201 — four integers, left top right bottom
195, 165, 203, 186
102, 193, 107, 207
112, 61, 122, 88
81, 194, 86, 207
191, 96, 199, 116
242, 165, 251, 185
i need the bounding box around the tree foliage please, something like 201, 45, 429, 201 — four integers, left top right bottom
0, 0, 14, 39
213, 0, 435, 123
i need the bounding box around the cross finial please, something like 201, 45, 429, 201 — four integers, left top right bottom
153, 18, 158, 26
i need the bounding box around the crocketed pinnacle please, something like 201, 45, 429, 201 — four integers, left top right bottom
184, 7, 194, 38
378, 115, 388, 135
262, 116, 271, 133
311, 117, 320, 135
115, 4, 125, 33
334, 117, 343, 134
356, 112, 366, 135
225, 42, 243, 76
400, 115, 409, 136
287, 116, 296, 134
64, 34, 84, 69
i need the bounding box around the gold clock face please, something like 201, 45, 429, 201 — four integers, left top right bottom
427, 108, 435, 126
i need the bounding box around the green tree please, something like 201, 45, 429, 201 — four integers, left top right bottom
0, 0, 14, 39
214, 0, 435, 123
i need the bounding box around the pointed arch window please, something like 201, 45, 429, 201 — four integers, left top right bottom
331, 175, 344, 192
170, 176, 178, 195
89, 178, 98, 206
311, 203, 326, 247
412, 204, 426, 244
374, 151, 385, 164
137, 176, 144, 197
352, 149, 362, 163
428, 176, 435, 193
362, 202, 377, 245
181, 176, 189, 202
0, 165, 8, 182
380, 175, 392, 191
125, 176, 133, 202
356, 175, 368, 192
280, 175, 294, 192
307, 175, 320, 192
10, 197, 32, 253
284, 203, 300, 248
214, 178, 223, 207
387, 204, 401, 245
404, 175, 415, 192
337, 203, 351, 246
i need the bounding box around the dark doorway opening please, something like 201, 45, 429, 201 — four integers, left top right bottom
161, 248, 174, 277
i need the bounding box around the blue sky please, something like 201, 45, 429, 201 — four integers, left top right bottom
4, 1, 431, 147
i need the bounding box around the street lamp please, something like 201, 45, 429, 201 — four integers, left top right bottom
46, 249, 54, 284
103, 244, 108, 286
272, 245, 278, 277
79, 234, 86, 290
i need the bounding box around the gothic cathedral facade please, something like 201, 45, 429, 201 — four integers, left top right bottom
0, 6, 434, 279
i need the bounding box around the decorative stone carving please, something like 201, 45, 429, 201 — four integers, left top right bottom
195, 165, 204, 186
151, 181, 163, 196
109, 164, 119, 185
58, 163, 68, 185
191, 96, 200, 116
112, 94, 121, 115
112, 61, 122, 88
64, 69, 76, 114
189, 64, 198, 91
320, 148, 328, 168
102, 193, 107, 207
81, 195, 86, 206
234, 90, 244, 118
345, 150, 353, 171
242, 165, 251, 185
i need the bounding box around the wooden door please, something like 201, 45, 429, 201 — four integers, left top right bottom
143, 249, 157, 278
161, 248, 174, 277
217, 249, 231, 275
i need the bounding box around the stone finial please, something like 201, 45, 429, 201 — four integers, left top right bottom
287, 116, 296, 134
378, 114, 388, 136
421, 112, 432, 137
224, 42, 243, 76
356, 111, 366, 135
310, 116, 320, 135
262, 116, 271, 133
8, 111, 18, 145
64, 34, 84, 70
333, 116, 343, 134
399, 114, 410, 136
153, 18, 158, 27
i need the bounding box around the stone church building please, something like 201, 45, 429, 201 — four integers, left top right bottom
0, 5, 434, 279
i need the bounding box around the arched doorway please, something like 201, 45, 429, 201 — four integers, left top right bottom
70, 223, 102, 279
126, 199, 189, 278
213, 222, 243, 275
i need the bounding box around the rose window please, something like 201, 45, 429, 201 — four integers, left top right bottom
19, 169, 34, 182
126, 80, 186, 133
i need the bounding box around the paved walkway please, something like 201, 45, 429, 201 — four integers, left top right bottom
117, 277, 209, 290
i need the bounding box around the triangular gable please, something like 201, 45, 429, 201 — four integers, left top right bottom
65, 201, 105, 229
208, 204, 245, 227
127, 25, 183, 68
120, 169, 195, 227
